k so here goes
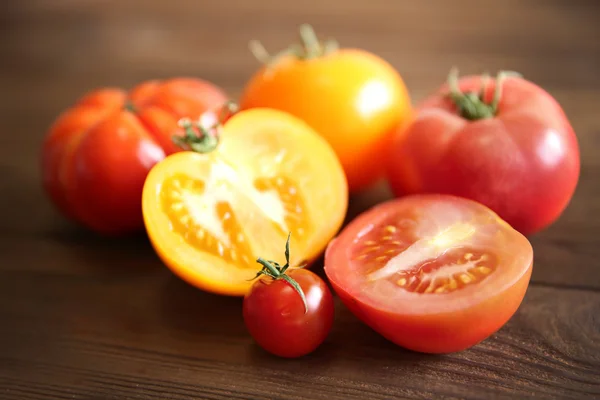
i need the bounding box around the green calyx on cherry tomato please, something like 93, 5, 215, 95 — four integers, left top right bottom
325, 194, 533, 354
386, 68, 580, 236
240, 24, 412, 193
250, 233, 308, 313
243, 234, 334, 358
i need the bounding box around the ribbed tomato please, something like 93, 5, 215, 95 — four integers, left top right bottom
40, 78, 227, 235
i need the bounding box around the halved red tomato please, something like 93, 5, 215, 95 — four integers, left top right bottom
324, 194, 533, 353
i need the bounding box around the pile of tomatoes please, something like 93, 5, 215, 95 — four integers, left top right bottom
40, 25, 580, 357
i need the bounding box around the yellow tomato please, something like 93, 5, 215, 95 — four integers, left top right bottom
240, 25, 413, 193
142, 107, 348, 296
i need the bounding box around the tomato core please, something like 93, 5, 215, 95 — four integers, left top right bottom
352, 220, 499, 295
158, 167, 313, 270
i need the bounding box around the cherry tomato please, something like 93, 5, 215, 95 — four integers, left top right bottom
386, 69, 580, 236
243, 236, 334, 358
142, 108, 348, 296
324, 194, 533, 354
240, 24, 412, 193
40, 78, 227, 235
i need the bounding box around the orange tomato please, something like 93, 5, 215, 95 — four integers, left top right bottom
142, 107, 348, 296
41, 78, 228, 235
239, 25, 412, 193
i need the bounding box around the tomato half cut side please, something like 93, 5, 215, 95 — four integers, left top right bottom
142, 108, 348, 296
324, 194, 533, 353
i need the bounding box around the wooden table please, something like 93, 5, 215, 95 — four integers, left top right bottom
2, 1, 599, 398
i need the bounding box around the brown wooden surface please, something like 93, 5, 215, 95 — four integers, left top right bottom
1, 0, 600, 399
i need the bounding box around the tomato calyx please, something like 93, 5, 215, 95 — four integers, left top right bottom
249, 24, 339, 66
250, 234, 308, 313
124, 101, 138, 113
446, 68, 521, 121
173, 101, 238, 153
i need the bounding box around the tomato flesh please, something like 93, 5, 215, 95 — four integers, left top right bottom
243, 269, 334, 358
142, 108, 348, 296
324, 194, 533, 353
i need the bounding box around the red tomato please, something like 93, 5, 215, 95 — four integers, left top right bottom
324, 194, 533, 354
41, 78, 227, 235
243, 237, 334, 357
386, 69, 580, 236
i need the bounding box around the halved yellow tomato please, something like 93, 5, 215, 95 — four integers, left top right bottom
142, 107, 348, 296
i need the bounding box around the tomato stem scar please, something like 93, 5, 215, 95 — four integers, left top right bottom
124, 101, 138, 113
446, 67, 522, 121
249, 24, 339, 67
251, 233, 308, 313
172, 101, 238, 153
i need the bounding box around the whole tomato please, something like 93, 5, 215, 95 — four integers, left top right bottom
243, 235, 334, 358
386, 69, 580, 236
240, 24, 412, 193
41, 78, 227, 235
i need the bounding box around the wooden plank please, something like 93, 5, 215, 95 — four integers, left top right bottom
0, 269, 598, 399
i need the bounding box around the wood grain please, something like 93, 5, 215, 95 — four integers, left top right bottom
1, 269, 599, 399
1, 0, 599, 398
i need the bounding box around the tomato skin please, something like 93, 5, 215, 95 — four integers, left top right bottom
243, 269, 334, 358
240, 49, 412, 193
329, 268, 531, 354
324, 194, 533, 354
386, 74, 580, 236
69, 111, 166, 234
41, 78, 227, 235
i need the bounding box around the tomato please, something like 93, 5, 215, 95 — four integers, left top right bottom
324, 194, 533, 354
386, 69, 580, 236
243, 236, 334, 358
40, 78, 227, 235
239, 24, 412, 193
142, 107, 348, 296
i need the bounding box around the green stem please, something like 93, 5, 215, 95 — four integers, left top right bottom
446, 68, 522, 121
172, 101, 239, 153
250, 233, 308, 313
124, 101, 138, 113
299, 23, 321, 59
256, 257, 281, 277
173, 118, 219, 153
249, 24, 339, 66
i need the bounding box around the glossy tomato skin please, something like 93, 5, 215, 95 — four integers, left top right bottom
41, 78, 227, 235
329, 269, 531, 354
386, 75, 579, 236
324, 194, 534, 354
41, 88, 126, 221
240, 49, 412, 193
69, 111, 166, 234
243, 269, 334, 358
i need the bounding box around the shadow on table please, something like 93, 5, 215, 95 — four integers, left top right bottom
159, 274, 246, 337
158, 270, 434, 374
